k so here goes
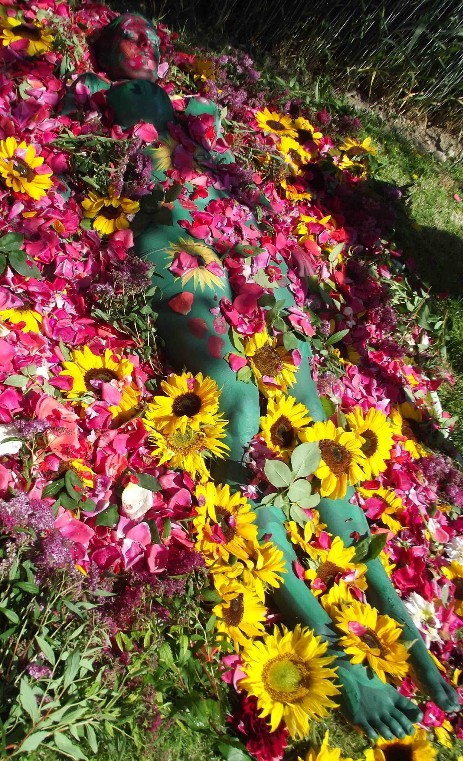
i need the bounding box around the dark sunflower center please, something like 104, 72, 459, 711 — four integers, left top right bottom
317, 560, 343, 588
288, 149, 302, 164
361, 429, 378, 457
319, 439, 352, 476
14, 158, 35, 182
223, 594, 244, 626
270, 415, 295, 449
84, 368, 119, 391
214, 506, 236, 542
14, 23, 43, 41
172, 392, 202, 417
297, 128, 313, 144
383, 744, 413, 761
362, 627, 383, 652
266, 119, 287, 131
252, 344, 282, 377
100, 205, 122, 220
453, 578, 463, 600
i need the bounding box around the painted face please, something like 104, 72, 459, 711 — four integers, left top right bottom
109, 16, 160, 81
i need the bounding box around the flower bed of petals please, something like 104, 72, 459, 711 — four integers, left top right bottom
0, 1, 462, 759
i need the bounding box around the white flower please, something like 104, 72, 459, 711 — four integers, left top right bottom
404, 592, 442, 647
121, 481, 154, 521
445, 536, 463, 565
0, 424, 22, 456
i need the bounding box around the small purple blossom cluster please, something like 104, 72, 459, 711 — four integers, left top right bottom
421, 454, 463, 508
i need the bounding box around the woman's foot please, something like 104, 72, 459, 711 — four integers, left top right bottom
335, 659, 423, 741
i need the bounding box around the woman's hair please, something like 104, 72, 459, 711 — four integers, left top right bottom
91, 13, 160, 77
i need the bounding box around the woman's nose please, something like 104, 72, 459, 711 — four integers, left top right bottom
138, 33, 150, 50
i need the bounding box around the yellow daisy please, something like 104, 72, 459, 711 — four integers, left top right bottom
166, 237, 225, 291
300, 729, 355, 761
338, 136, 377, 156
0, 307, 42, 333
260, 394, 312, 460
255, 108, 297, 137
279, 177, 312, 202
334, 600, 410, 683
60, 346, 139, 419
346, 407, 394, 479
442, 562, 463, 617
358, 485, 404, 533
144, 371, 221, 435
148, 418, 229, 482
277, 135, 311, 174
304, 536, 368, 597
245, 329, 298, 398
0, 17, 54, 56
390, 405, 427, 459
285, 514, 326, 556
320, 578, 358, 620
363, 728, 436, 761
213, 579, 267, 648
299, 420, 366, 500
69, 459, 95, 489
193, 481, 258, 563
239, 623, 340, 739
0, 137, 53, 200
81, 189, 139, 235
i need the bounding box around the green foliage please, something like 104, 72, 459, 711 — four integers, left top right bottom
262, 442, 321, 524
0, 234, 41, 280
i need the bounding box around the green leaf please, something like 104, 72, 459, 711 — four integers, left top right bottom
162, 517, 171, 538
326, 328, 350, 346
365, 533, 388, 562
290, 442, 321, 478
159, 641, 175, 670
0, 232, 23, 252
95, 504, 119, 527
289, 503, 311, 525
59, 338, 72, 361
0, 253, 6, 274
53, 731, 88, 760
236, 365, 252, 383
15, 581, 39, 594
283, 331, 299, 351
4, 374, 28, 388
36, 634, 56, 666
18, 731, 51, 752
217, 742, 252, 761
63, 651, 81, 689
86, 725, 98, 754
19, 678, 40, 722
134, 472, 161, 491
287, 478, 313, 504
8, 249, 42, 279
65, 469, 84, 501
264, 459, 292, 488
321, 395, 336, 418
0, 607, 19, 624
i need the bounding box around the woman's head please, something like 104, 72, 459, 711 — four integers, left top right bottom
92, 14, 160, 81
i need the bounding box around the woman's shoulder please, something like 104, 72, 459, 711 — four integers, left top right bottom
107, 80, 175, 131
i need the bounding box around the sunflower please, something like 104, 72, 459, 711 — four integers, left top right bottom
69, 460, 95, 489
146, 134, 178, 174
358, 485, 404, 533
285, 514, 325, 556
442, 561, 463, 617
346, 407, 394, 479
148, 418, 229, 482
291, 116, 323, 145
81, 189, 140, 235
166, 237, 225, 291
320, 578, 358, 620
299, 420, 366, 500
338, 136, 377, 156
239, 623, 340, 739
0, 137, 53, 200
304, 535, 368, 596
213, 579, 267, 648
245, 329, 298, 398
363, 728, 436, 761
144, 371, 221, 435
0, 307, 42, 333
277, 136, 311, 174
241, 539, 287, 600
300, 729, 355, 761
279, 177, 312, 202
0, 17, 54, 55
193, 481, 258, 563
60, 346, 139, 419
390, 405, 427, 460
255, 108, 297, 138
334, 600, 410, 683
260, 394, 312, 460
